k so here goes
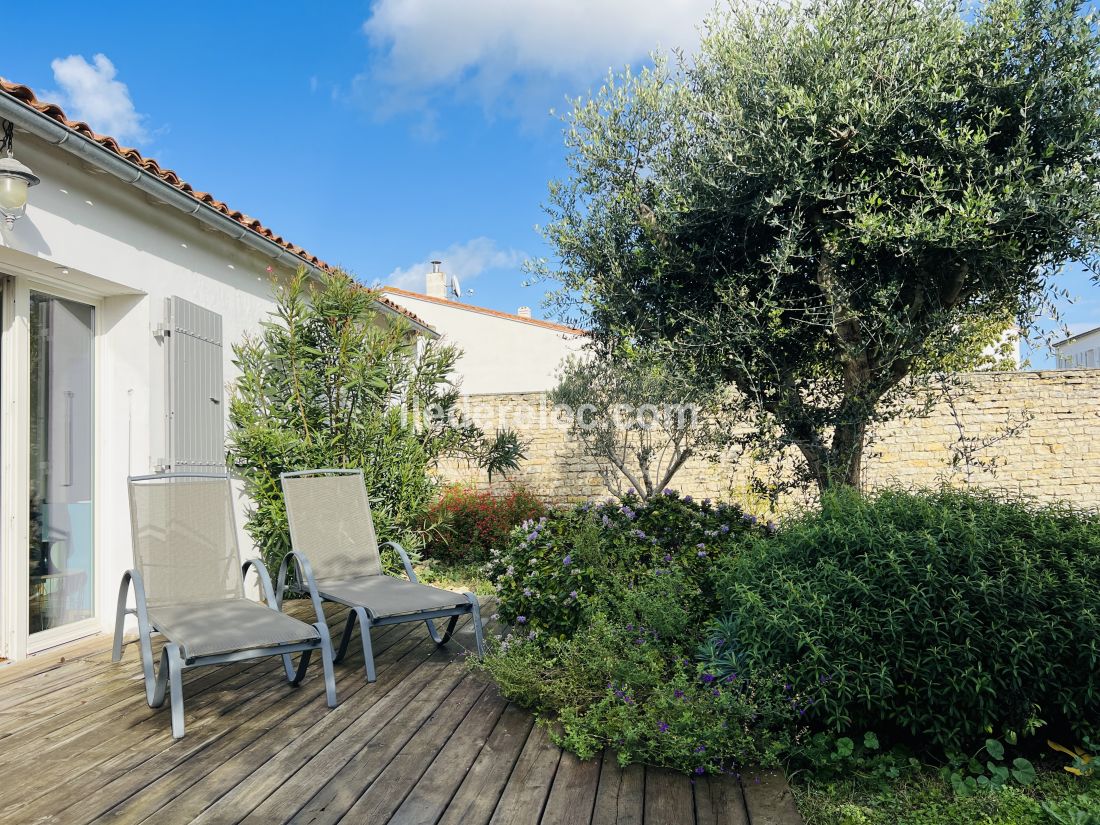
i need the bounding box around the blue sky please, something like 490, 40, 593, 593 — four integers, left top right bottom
5, 1, 1097, 367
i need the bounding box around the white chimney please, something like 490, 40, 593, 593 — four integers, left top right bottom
517, 306, 532, 319
426, 260, 447, 299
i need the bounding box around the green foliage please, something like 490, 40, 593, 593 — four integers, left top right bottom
227, 267, 523, 572
1042, 795, 1100, 825
794, 768, 1090, 825
714, 487, 1100, 751
941, 739, 1037, 795
473, 614, 802, 774
477, 491, 789, 774
539, 0, 1100, 491
486, 489, 766, 640
424, 485, 546, 564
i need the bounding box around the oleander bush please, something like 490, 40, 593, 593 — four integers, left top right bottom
714, 487, 1100, 752
424, 485, 546, 564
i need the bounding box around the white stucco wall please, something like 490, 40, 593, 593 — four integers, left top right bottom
0, 130, 308, 659
382, 292, 586, 394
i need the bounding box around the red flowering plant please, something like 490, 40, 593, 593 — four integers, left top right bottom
424, 485, 546, 564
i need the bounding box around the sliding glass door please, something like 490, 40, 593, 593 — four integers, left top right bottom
28, 291, 95, 636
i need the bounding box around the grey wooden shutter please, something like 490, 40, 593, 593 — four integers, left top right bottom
166, 296, 225, 473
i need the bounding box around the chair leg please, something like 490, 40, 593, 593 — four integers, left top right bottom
315, 622, 338, 708
335, 609, 358, 664
290, 649, 313, 685
435, 614, 459, 646
466, 594, 485, 658
111, 576, 129, 663
150, 643, 187, 738
354, 607, 377, 683
425, 617, 444, 644
166, 644, 186, 739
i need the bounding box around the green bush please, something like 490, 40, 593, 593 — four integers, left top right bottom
227, 268, 523, 573
478, 491, 793, 773
425, 485, 546, 563
475, 613, 802, 774
715, 487, 1100, 751
486, 490, 768, 640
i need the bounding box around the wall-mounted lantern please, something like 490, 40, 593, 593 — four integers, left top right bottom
0, 120, 40, 229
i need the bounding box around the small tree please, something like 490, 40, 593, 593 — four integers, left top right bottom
550, 347, 732, 499
228, 267, 523, 571
539, 0, 1100, 492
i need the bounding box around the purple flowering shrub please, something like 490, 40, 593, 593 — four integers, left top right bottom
474, 614, 804, 774
485, 489, 767, 640
477, 491, 797, 773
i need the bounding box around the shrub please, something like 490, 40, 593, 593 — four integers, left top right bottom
227, 268, 524, 573
425, 485, 546, 564
487, 489, 768, 640
475, 614, 803, 774
477, 491, 794, 774
714, 487, 1100, 751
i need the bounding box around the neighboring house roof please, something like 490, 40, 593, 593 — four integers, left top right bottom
381, 286, 586, 335
0, 77, 431, 334
1054, 324, 1100, 348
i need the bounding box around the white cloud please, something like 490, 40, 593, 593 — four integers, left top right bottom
381, 237, 526, 294
359, 0, 712, 123
48, 54, 148, 144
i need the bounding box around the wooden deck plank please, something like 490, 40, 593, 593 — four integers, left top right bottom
590, 752, 644, 825
387, 687, 510, 825
487, 722, 562, 825
540, 750, 603, 825
0, 605, 408, 822
194, 621, 475, 824
97, 625, 419, 825
694, 775, 750, 825
335, 677, 493, 823
0, 596, 806, 825
643, 767, 695, 825
273, 666, 479, 825
0, 659, 278, 819
741, 771, 804, 825
435, 702, 535, 825
124, 638, 426, 825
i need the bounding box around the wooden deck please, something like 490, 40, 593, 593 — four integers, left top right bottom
0, 599, 802, 825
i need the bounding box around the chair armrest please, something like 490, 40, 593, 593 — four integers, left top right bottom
380, 540, 418, 583
275, 551, 327, 626
242, 557, 281, 608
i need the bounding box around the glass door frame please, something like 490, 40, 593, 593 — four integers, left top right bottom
1, 268, 103, 659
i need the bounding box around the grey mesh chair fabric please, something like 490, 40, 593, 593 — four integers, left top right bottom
112, 473, 338, 738
280, 469, 485, 682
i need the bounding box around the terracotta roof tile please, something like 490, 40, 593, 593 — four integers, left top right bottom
381, 286, 586, 334
0, 77, 431, 330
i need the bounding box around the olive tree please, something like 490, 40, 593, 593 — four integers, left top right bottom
539, 0, 1100, 491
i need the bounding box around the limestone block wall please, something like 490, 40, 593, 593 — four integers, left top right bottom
438, 369, 1100, 510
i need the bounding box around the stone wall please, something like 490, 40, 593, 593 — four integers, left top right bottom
439, 369, 1100, 510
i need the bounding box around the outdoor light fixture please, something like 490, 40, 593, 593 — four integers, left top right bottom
0, 120, 40, 229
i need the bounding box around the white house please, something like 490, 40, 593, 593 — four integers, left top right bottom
383, 264, 586, 394
1054, 325, 1100, 369
0, 78, 432, 662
